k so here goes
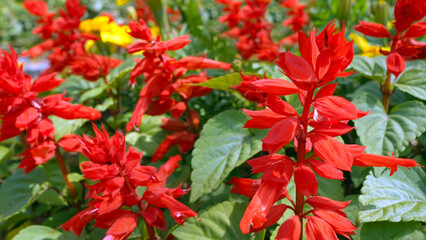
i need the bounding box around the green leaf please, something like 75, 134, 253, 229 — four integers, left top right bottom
125, 115, 165, 157
358, 167, 426, 222
79, 86, 104, 103
0, 145, 11, 163
95, 98, 114, 112
350, 55, 386, 82
185, 0, 204, 37
360, 222, 426, 240
146, 0, 168, 35
36, 189, 67, 206
194, 73, 242, 92
395, 68, 426, 100
353, 93, 426, 155
12, 225, 61, 240
190, 110, 266, 202
67, 173, 84, 183
173, 201, 250, 240
0, 168, 49, 222
50, 116, 88, 141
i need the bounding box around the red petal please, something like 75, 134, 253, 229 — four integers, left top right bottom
230, 177, 261, 198
403, 21, 426, 38
240, 180, 286, 234
354, 21, 391, 38
276, 215, 301, 240
298, 29, 319, 70
266, 95, 298, 116
306, 196, 351, 210
105, 211, 139, 239
252, 79, 298, 96
31, 72, 64, 92
305, 216, 339, 240
176, 56, 231, 70
313, 96, 361, 121
313, 209, 357, 237
294, 163, 318, 197
247, 154, 294, 174
309, 159, 344, 180
262, 117, 298, 154
143, 207, 167, 231
311, 134, 353, 171
315, 83, 337, 99
386, 52, 406, 78
353, 153, 418, 175
243, 109, 286, 129
163, 35, 192, 51
58, 134, 82, 152
15, 107, 39, 130
276, 51, 316, 91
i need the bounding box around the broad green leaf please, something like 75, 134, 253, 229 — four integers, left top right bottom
36, 189, 67, 206
350, 55, 386, 82
12, 225, 61, 240
190, 110, 266, 202
353, 93, 426, 156
395, 68, 426, 100
173, 201, 250, 240
50, 116, 88, 141
194, 73, 242, 92
95, 98, 114, 112
0, 145, 11, 163
358, 167, 426, 222
360, 222, 426, 240
0, 168, 49, 222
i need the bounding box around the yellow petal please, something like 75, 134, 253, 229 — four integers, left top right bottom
349, 33, 371, 53
117, 0, 131, 6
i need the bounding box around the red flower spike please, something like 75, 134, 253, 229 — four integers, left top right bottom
23, 0, 49, 16
247, 154, 294, 174
354, 21, 391, 38
276, 215, 301, 240
305, 216, 339, 240
262, 117, 298, 154
294, 163, 318, 197
62, 208, 97, 236
252, 79, 298, 96
386, 52, 406, 78
158, 194, 198, 225
176, 56, 231, 70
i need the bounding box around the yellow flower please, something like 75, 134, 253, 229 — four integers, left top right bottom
349, 33, 389, 58
100, 22, 133, 47
150, 26, 160, 38
84, 40, 95, 52
79, 16, 111, 33
117, 0, 131, 6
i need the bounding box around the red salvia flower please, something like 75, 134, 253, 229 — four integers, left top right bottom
62, 125, 197, 237
70, 54, 122, 81
233, 22, 419, 239
0, 46, 101, 172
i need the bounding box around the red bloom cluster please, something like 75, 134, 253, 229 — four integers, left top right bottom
355, 0, 426, 77
280, 0, 310, 46
70, 54, 122, 81
0, 46, 101, 172
216, 0, 281, 61
230, 22, 418, 239
125, 19, 230, 159
22, 0, 97, 76
62, 125, 197, 239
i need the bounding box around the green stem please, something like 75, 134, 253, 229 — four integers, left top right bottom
381, 32, 400, 114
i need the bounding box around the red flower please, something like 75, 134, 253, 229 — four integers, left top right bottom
71, 54, 122, 81
0, 46, 101, 172
235, 22, 419, 238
